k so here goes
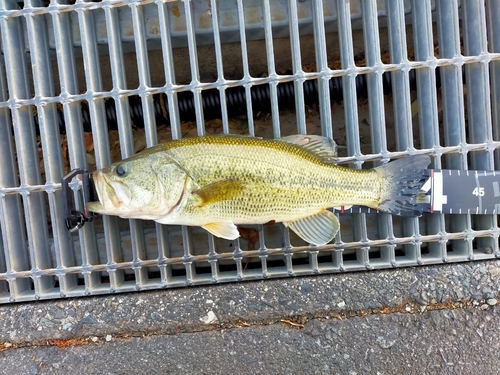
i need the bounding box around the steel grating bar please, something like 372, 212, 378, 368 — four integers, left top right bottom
435, 0, 469, 259
337, 0, 361, 159
181, 226, 194, 285
356, 214, 369, 267
489, 0, 500, 169
77, 0, 118, 292
102, 1, 133, 290
463, 0, 492, 170
129, 0, 159, 288
360, 0, 388, 157
385, 0, 414, 152
154, 226, 174, 285
25, 0, 77, 297
410, 0, 446, 261
236, 0, 255, 136
129, 2, 157, 145
435, 0, 467, 170
50, 0, 98, 296
461, 0, 495, 257
311, 0, 332, 139
156, 0, 182, 282
261, 0, 280, 138
183, 0, 205, 136
385, 0, 420, 263
209, 0, 230, 134
336, 0, 370, 265
158, 2, 181, 139
104, 5, 135, 158
1, 0, 54, 300
0, 48, 27, 300
411, 0, 440, 154
257, 225, 268, 278
287, 0, 307, 135
207, 232, 219, 282
178, 0, 202, 281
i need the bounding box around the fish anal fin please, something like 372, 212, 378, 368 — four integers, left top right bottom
279, 135, 337, 164
284, 210, 339, 246
202, 222, 239, 240
193, 179, 246, 207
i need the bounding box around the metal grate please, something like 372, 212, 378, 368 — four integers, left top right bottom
0, 0, 499, 302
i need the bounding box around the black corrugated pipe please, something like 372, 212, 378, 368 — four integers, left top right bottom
36, 69, 440, 134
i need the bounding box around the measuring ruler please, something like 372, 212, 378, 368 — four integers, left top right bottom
335, 169, 500, 215
426, 169, 500, 215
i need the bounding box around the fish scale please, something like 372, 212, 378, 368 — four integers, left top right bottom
86, 135, 430, 245
170, 148, 376, 219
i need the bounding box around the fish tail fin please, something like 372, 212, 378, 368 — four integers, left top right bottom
375, 155, 431, 216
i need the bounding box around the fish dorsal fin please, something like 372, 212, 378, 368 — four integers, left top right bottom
279, 135, 337, 164
193, 179, 246, 207
283, 209, 339, 245
202, 222, 239, 240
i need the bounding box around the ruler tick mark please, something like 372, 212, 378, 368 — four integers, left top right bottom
493, 181, 500, 197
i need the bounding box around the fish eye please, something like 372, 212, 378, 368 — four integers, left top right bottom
115, 164, 128, 177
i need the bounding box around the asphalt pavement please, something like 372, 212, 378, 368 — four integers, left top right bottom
0, 260, 499, 374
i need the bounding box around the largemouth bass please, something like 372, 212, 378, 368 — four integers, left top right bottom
87, 135, 430, 245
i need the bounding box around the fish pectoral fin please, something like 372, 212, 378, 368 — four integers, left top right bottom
193, 179, 246, 207
202, 222, 239, 240
279, 135, 337, 164
284, 210, 339, 246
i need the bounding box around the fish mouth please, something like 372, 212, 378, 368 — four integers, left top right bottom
85, 170, 105, 213
85, 170, 131, 213
105, 176, 131, 207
